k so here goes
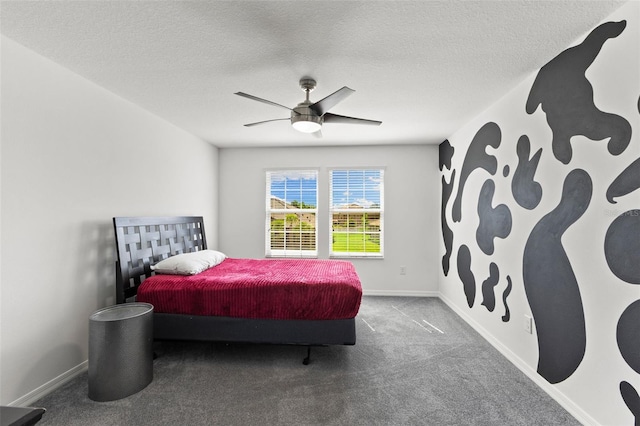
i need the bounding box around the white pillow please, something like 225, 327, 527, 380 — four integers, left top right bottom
151, 250, 227, 275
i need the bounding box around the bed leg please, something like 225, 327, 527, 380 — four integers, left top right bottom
302, 346, 311, 365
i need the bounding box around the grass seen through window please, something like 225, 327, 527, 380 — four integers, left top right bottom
332, 232, 380, 253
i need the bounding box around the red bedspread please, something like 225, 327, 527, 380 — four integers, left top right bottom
137, 258, 362, 320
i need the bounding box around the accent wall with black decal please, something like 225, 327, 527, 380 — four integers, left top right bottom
439, 2, 639, 424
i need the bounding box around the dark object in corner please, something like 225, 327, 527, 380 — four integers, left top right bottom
0, 406, 45, 426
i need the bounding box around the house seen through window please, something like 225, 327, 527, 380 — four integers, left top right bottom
266, 170, 318, 257
330, 169, 384, 258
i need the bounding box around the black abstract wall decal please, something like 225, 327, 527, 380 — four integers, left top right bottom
476, 179, 513, 255
441, 171, 456, 276
457, 245, 475, 308
607, 157, 640, 203
503, 165, 510, 177
439, 139, 455, 171
620, 381, 640, 425
512, 135, 543, 209
605, 210, 640, 284
525, 20, 631, 164
523, 169, 592, 384
617, 300, 640, 374
501, 276, 512, 323
452, 122, 500, 222
481, 262, 500, 312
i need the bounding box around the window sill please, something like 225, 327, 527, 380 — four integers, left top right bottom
329, 255, 384, 260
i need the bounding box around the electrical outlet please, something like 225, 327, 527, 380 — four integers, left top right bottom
524, 314, 533, 334
399, 266, 407, 275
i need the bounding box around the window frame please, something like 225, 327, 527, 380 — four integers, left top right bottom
265, 169, 319, 258
329, 168, 384, 259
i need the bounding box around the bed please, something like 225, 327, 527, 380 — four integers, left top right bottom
112, 216, 362, 363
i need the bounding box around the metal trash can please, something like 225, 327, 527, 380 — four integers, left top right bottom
88, 303, 153, 401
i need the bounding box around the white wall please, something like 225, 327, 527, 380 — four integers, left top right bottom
440, 2, 639, 425
219, 145, 440, 296
0, 36, 219, 405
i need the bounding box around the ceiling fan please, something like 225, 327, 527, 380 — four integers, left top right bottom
235, 78, 382, 135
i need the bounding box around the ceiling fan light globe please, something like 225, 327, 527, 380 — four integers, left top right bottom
291, 111, 322, 133
292, 120, 322, 133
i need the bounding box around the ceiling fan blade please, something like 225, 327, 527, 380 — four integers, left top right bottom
243, 118, 290, 127
323, 113, 382, 126
309, 86, 355, 116
235, 92, 294, 112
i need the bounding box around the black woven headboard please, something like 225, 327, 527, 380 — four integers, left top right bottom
113, 216, 207, 303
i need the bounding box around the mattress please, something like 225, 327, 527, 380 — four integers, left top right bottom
137, 258, 362, 320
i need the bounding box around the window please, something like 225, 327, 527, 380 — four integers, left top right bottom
330, 169, 384, 257
266, 170, 318, 257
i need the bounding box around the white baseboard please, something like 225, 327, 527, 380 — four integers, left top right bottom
9, 361, 88, 407
363, 289, 439, 297
438, 293, 600, 426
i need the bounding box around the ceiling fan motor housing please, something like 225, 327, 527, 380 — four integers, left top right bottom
291, 101, 322, 132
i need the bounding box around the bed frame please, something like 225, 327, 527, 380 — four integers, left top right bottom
113, 216, 356, 363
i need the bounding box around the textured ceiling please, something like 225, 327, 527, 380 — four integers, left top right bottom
0, 1, 628, 148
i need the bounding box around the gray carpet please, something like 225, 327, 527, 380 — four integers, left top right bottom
34, 297, 580, 425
